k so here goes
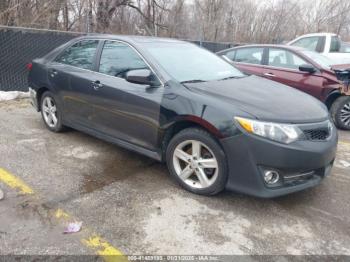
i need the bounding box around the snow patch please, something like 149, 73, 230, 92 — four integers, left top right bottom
0, 91, 30, 101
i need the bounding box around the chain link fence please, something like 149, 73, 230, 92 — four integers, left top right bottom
0, 26, 83, 91
0, 26, 237, 91
188, 40, 237, 53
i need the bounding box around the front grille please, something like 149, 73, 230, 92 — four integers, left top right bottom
303, 129, 330, 141
299, 120, 332, 141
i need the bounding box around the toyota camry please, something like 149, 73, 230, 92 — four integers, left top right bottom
28, 35, 338, 198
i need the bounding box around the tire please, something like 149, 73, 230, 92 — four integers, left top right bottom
330, 96, 350, 130
40, 91, 65, 132
166, 128, 228, 196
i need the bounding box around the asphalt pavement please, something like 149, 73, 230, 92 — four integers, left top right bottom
1, 99, 350, 258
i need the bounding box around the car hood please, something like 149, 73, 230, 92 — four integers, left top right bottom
185, 75, 329, 123
331, 64, 350, 70
328, 56, 350, 65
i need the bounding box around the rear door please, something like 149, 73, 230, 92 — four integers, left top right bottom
89, 40, 163, 151
223, 47, 265, 76
49, 39, 100, 126
263, 48, 324, 99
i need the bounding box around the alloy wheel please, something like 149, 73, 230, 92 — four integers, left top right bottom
42, 96, 58, 128
340, 101, 350, 127
173, 140, 219, 189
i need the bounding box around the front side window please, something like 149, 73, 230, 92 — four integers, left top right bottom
55, 40, 99, 70
290, 37, 319, 52
99, 41, 149, 78
234, 48, 264, 65
268, 48, 306, 70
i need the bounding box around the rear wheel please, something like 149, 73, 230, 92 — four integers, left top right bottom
166, 128, 228, 195
40, 91, 65, 132
330, 96, 350, 130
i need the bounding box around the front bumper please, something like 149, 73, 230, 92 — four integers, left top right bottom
221, 123, 338, 198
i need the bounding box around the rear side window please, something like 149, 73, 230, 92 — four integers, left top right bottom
55, 40, 99, 70
330, 36, 341, 52
290, 37, 319, 52
99, 41, 149, 78
223, 50, 236, 60
234, 48, 264, 65
340, 42, 350, 53
268, 48, 306, 70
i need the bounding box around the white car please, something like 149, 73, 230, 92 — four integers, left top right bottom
287, 33, 350, 65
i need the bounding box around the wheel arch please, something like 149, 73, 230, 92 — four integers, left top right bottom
160, 116, 224, 162
36, 87, 50, 111
325, 90, 343, 109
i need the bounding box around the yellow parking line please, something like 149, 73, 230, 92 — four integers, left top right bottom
56, 209, 125, 262
0, 168, 124, 261
54, 208, 70, 219
339, 141, 350, 146
52, 210, 125, 261
82, 236, 126, 262
53, 209, 125, 261
0, 168, 34, 194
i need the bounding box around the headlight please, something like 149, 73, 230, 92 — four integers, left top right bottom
235, 117, 303, 144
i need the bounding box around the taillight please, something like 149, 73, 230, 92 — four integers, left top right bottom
27, 63, 33, 71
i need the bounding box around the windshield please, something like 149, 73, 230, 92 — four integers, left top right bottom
144, 42, 245, 82
300, 50, 334, 69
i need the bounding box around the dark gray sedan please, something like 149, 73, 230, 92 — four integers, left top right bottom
28, 35, 338, 198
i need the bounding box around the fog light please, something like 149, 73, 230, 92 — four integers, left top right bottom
264, 170, 280, 184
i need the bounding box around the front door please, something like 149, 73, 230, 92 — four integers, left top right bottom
90, 40, 163, 151
263, 48, 324, 99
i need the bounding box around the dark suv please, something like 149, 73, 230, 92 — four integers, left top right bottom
28, 35, 338, 198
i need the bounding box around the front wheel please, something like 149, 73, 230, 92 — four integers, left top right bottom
330, 96, 350, 130
166, 128, 228, 196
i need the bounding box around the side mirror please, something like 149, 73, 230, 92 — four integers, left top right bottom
126, 69, 158, 86
299, 64, 316, 73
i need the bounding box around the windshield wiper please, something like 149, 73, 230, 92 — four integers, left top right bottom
180, 79, 207, 84
219, 76, 246, 81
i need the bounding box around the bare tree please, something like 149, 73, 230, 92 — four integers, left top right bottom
2, 0, 350, 43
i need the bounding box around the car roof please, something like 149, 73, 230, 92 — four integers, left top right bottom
218, 44, 306, 53
293, 32, 338, 38
79, 34, 187, 45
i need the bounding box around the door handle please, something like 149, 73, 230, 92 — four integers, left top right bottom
264, 72, 275, 77
92, 80, 103, 90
